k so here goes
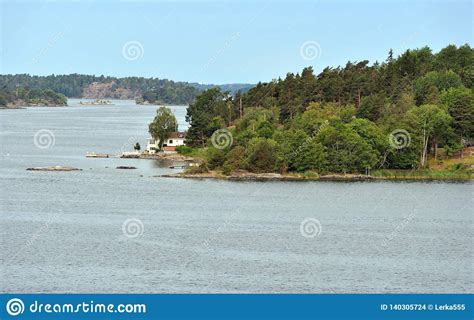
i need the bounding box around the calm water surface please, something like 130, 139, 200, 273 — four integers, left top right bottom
0, 100, 472, 293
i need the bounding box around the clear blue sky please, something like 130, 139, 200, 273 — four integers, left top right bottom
1, 0, 472, 84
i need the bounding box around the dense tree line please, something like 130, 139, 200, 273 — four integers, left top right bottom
0, 74, 200, 104
0, 87, 67, 107
184, 44, 473, 174
0, 74, 254, 105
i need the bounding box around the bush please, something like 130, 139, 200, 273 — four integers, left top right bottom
206, 147, 226, 169
224, 146, 247, 172
176, 145, 194, 155
246, 138, 277, 173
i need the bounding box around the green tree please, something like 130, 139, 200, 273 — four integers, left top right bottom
148, 107, 178, 148
441, 87, 474, 140
185, 88, 227, 146
223, 146, 247, 173
293, 139, 326, 172
317, 125, 379, 173
414, 71, 463, 105
246, 138, 278, 173
273, 129, 309, 172
405, 104, 452, 166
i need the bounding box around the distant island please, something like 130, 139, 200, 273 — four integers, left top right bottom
0, 87, 67, 108
0, 74, 254, 106
147, 44, 473, 180
78, 99, 114, 106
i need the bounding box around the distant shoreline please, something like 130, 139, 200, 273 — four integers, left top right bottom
160, 171, 473, 182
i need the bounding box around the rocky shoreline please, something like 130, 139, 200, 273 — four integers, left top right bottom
27, 166, 81, 172
160, 170, 472, 182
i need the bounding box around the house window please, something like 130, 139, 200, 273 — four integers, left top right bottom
169, 140, 173, 144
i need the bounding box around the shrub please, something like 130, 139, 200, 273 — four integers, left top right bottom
246, 138, 277, 173
206, 147, 226, 169
176, 145, 194, 155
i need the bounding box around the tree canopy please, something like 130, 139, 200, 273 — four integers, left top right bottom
185, 44, 474, 174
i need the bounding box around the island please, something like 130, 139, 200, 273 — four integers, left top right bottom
148, 44, 473, 181
0, 88, 67, 108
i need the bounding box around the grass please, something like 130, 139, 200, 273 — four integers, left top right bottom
176, 145, 207, 160
372, 164, 472, 180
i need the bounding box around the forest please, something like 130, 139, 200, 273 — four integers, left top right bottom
0, 74, 253, 105
0, 74, 200, 104
0, 87, 67, 107
181, 44, 473, 176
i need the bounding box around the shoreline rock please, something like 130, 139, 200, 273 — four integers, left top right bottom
27, 166, 81, 172
160, 171, 471, 182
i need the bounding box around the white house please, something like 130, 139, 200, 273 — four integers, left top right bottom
146, 132, 186, 154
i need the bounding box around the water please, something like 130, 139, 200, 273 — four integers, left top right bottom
0, 100, 472, 293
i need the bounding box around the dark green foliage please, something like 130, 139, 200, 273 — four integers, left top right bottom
0, 74, 200, 104
316, 125, 379, 173
246, 138, 278, 173
414, 71, 463, 105
175, 145, 195, 155
206, 147, 226, 169
183, 44, 473, 174
441, 87, 474, 140
293, 140, 326, 173
0, 87, 67, 106
185, 88, 230, 146
223, 146, 247, 173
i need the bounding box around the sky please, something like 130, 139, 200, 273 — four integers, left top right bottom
1, 0, 472, 84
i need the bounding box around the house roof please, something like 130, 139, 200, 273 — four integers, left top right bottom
168, 132, 186, 139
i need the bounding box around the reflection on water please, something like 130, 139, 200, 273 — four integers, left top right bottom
0, 101, 472, 293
